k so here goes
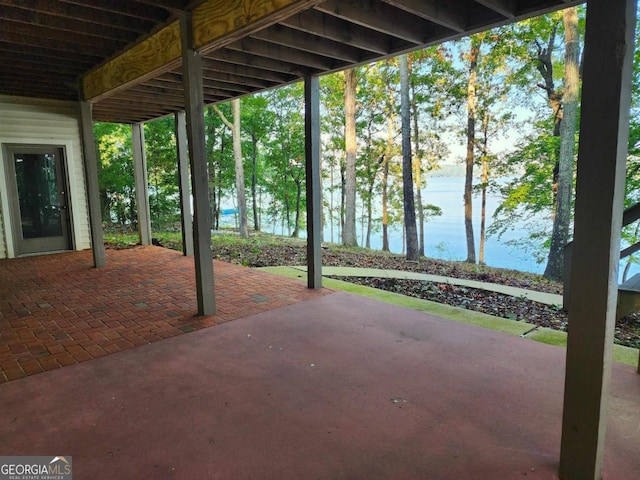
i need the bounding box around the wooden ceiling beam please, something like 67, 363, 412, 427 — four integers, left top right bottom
0, 50, 96, 71
59, 0, 173, 22
279, 8, 391, 55
81, 0, 320, 102
201, 80, 255, 94
202, 57, 299, 83
126, 89, 187, 104
473, 0, 517, 18
134, 0, 189, 16
0, 19, 126, 52
315, 0, 429, 45
193, 0, 322, 54
103, 93, 186, 109
381, 0, 467, 33
0, 74, 78, 93
135, 81, 184, 96
1, 66, 79, 85
0, 29, 115, 57
226, 37, 333, 70
0, 5, 139, 41
145, 72, 236, 98
92, 108, 170, 123
0, 0, 155, 33
250, 24, 364, 63
93, 99, 175, 116
210, 48, 307, 75
201, 67, 275, 89
0, 42, 103, 64
83, 21, 182, 102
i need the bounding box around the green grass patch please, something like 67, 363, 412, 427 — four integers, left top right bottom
103, 232, 139, 248
526, 327, 567, 347
261, 267, 639, 367
613, 344, 639, 367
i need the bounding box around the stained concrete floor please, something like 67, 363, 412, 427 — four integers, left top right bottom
1, 290, 638, 479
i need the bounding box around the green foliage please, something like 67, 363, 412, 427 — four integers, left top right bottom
263, 83, 306, 237
144, 117, 180, 230
489, 122, 560, 263
94, 122, 135, 226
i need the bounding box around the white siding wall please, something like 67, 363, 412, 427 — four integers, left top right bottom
0, 95, 91, 258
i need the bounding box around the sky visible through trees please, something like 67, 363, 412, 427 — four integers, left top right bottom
95, 6, 640, 281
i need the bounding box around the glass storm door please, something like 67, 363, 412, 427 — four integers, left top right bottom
6, 146, 71, 255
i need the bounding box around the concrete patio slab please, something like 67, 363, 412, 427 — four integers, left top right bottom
0, 291, 638, 479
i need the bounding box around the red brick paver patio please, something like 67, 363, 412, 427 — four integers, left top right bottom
0, 246, 328, 383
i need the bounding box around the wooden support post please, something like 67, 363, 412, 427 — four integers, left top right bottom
559, 1, 636, 478
78, 101, 106, 268
304, 74, 322, 288
132, 123, 152, 246
181, 13, 216, 315
175, 111, 194, 257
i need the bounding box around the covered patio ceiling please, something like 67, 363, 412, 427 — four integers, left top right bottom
1, 2, 637, 479
0, 0, 582, 124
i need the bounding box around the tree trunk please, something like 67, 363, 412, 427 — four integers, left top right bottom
343, 68, 358, 246
340, 159, 345, 239
214, 100, 248, 237
464, 38, 480, 263
292, 180, 301, 238
411, 81, 425, 257
382, 113, 394, 252
366, 181, 374, 248
400, 54, 420, 261
251, 132, 259, 231
544, 7, 579, 281
231, 100, 248, 237
535, 23, 563, 221
479, 110, 489, 265
329, 162, 335, 243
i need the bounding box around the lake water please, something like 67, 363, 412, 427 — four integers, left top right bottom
222, 176, 546, 274
341, 176, 545, 274
223, 175, 636, 279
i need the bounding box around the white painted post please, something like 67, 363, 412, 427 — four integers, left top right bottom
559, 0, 636, 478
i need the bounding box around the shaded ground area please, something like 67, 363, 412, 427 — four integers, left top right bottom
211, 242, 563, 294
205, 240, 640, 349
2, 291, 639, 479
333, 277, 640, 349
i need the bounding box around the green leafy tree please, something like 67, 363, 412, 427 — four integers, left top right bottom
264, 83, 306, 237
320, 72, 347, 243
204, 104, 235, 230
94, 122, 135, 228
144, 117, 180, 230
214, 99, 249, 237
241, 94, 272, 231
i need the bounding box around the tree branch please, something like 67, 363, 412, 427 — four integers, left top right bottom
212, 105, 233, 130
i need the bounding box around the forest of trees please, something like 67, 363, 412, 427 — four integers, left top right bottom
95, 6, 640, 282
